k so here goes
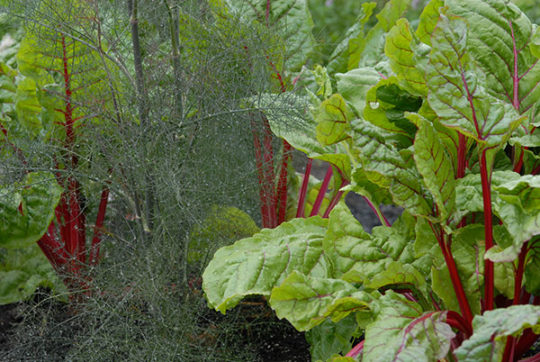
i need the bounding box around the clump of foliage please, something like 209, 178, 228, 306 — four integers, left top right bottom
203, 0, 540, 360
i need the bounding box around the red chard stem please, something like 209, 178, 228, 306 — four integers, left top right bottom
296, 158, 313, 218
310, 165, 332, 217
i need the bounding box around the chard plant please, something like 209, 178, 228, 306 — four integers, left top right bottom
0, 0, 119, 298
203, 0, 540, 360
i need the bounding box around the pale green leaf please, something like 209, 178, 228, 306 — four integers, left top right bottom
385, 19, 428, 96
426, 13, 524, 148
335, 67, 381, 116
455, 305, 540, 361
448, 0, 540, 114
0, 172, 62, 249
351, 120, 432, 217
414, 118, 455, 222
269, 271, 373, 331
202, 217, 330, 313
363, 291, 453, 362
415, 0, 443, 46
315, 94, 354, 146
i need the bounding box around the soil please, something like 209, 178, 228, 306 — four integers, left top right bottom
0, 303, 21, 353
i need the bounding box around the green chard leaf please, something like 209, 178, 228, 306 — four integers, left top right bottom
364, 77, 421, 138
259, 93, 351, 177
363, 291, 454, 362
0, 243, 65, 305
351, 120, 432, 217
455, 305, 540, 361
335, 67, 381, 116
525, 237, 540, 294
415, 0, 444, 46
306, 315, 359, 362
431, 224, 485, 315
455, 172, 540, 261
447, 0, 540, 114
385, 18, 428, 96
326, 2, 376, 74
426, 13, 524, 148
413, 118, 456, 223
315, 94, 354, 146
202, 216, 330, 313
324, 203, 425, 295
0, 172, 62, 249
269, 271, 373, 331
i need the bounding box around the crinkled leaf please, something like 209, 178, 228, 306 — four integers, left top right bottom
351, 120, 432, 217
363, 291, 453, 362
426, 13, 524, 148
447, 0, 540, 114
494, 259, 515, 300
509, 133, 540, 148
346, 166, 393, 207
336, 67, 381, 116
414, 118, 455, 222
385, 18, 428, 96
315, 94, 354, 146
269, 271, 373, 331
415, 0, 443, 46
0, 172, 62, 249
364, 261, 427, 298
202, 216, 330, 313
324, 203, 418, 287
306, 315, 359, 362
455, 171, 540, 261
455, 305, 540, 361
0, 243, 65, 305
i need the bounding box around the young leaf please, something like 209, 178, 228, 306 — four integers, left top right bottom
315, 94, 354, 146
0, 172, 62, 249
260, 93, 352, 177
269, 271, 373, 331
413, 118, 455, 222
415, 0, 443, 46
202, 216, 330, 313
363, 291, 454, 362
385, 18, 428, 96
326, 2, 376, 74
455, 305, 540, 361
